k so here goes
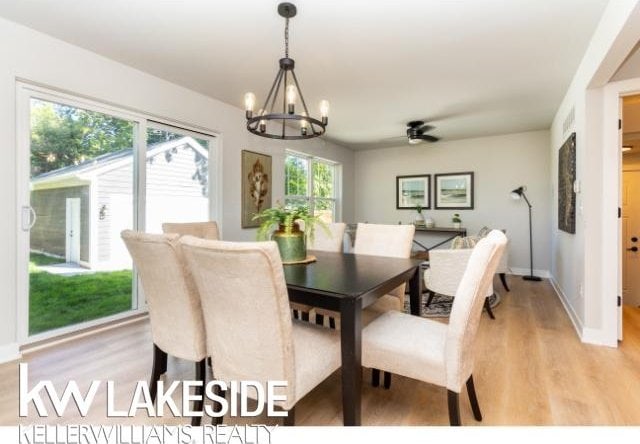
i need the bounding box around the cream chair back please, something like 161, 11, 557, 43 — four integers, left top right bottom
309, 222, 346, 252
354, 223, 415, 299
120, 230, 206, 362
179, 237, 296, 400
162, 221, 219, 240
445, 230, 507, 391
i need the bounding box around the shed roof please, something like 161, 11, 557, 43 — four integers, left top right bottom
32, 137, 208, 187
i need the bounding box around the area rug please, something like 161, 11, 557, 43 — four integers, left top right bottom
403, 292, 501, 318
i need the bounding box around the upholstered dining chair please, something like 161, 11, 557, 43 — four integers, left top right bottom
121, 230, 207, 426
298, 222, 347, 327
424, 248, 498, 319
162, 221, 219, 240
362, 230, 507, 425
179, 237, 342, 425
354, 223, 416, 317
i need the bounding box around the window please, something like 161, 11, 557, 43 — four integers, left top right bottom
285, 152, 339, 223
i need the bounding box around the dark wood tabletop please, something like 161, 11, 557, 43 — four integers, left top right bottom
283, 250, 423, 426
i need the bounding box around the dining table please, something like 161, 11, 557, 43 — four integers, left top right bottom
283, 250, 424, 426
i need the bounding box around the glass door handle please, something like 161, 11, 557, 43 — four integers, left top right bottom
21, 206, 36, 231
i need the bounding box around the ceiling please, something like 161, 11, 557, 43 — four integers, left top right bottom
0, 0, 610, 150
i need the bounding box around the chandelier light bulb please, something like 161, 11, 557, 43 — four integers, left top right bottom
320, 99, 330, 124
286, 85, 297, 114
244, 92, 256, 119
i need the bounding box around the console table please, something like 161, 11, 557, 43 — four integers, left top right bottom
413, 226, 467, 250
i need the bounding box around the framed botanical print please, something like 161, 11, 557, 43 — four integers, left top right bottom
396, 174, 431, 209
434, 172, 474, 209
241, 150, 272, 228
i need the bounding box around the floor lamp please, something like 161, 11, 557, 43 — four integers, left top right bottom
511, 186, 542, 281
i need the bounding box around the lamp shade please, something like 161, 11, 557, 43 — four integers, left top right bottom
510, 186, 525, 200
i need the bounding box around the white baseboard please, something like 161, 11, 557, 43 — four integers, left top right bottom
508, 267, 551, 279
549, 277, 583, 337
581, 328, 616, 347
548, 276, 615, 347
0, 342, 21, 364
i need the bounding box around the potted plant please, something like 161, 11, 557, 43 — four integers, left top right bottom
414, 204, 425, 226
253, 203, 325, 262
452, 213, 462, 229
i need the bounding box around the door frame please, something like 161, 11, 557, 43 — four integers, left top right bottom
15, 81, 222, 345
602, 77, 640, 345
65, 197, 81, 264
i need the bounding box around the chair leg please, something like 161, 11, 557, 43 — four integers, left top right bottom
499, 273, 510, 292
191, 359, 206, 426
466, 375, 482, 421
484, 297, 496, 320
211, 387, 226, 425
425, 291, 435, 308
447, 390, 461, 426
383, 371, 392, 389
283, 406, 296, 426
329, 317, 336, 329
315, 313, 325, 326
371, 368, 380, 387
150, 344, 167, 403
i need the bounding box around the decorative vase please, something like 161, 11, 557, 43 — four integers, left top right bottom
272, 223, 306, 262
453, 222, 461, 229
425, 217, 435, 228
414, 213, 425, 226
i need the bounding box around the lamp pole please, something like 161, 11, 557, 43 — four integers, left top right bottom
511, 186, 541, 282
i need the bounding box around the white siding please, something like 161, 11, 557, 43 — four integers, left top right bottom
95, 144, 208, 267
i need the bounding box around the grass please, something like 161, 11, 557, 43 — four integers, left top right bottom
29, 253, 132, 335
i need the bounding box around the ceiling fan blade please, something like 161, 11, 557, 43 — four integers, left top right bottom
407, 120, 425, 129
417, 124, 435, 133
416, 134, 440, 142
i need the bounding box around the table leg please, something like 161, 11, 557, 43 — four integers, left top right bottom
409, 266, 421, 316
340, 298, 362, 426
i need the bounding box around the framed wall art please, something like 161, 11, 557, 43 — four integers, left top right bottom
434, 172, 474, 209
558, 132, 576, 234
241, 150, 272, 228
396, 174, 431, 209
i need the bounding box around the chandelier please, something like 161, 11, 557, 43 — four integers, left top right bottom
244, 2, 329, 140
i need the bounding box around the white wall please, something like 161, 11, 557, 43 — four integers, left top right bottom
549, 0, 640, 345
354, 130, 551, 274
0, 17, 354, 360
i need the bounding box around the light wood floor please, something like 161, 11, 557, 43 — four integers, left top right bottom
2, 276, 640, 426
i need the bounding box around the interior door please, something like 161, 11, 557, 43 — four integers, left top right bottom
622, 170, 640, 309
65, 198, 81, 264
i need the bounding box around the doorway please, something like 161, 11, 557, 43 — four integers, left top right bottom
65, 198, 81, 264
620, 93, 640, 339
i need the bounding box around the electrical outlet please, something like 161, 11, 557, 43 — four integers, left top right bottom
578, 284, 583, 299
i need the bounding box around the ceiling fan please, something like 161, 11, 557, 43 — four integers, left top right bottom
406, 121, 439, 144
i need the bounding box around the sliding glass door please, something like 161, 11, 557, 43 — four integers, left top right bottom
17, 85, 219, 341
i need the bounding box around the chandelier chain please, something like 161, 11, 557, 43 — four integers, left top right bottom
285, 17, 289, 58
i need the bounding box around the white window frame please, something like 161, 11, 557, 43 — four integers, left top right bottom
284, 150, 342, 222
15, 82, 222, 344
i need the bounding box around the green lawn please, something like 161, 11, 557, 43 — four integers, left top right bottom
29, 253, 132, 335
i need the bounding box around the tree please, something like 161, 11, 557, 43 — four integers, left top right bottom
30, 100, 133, 176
